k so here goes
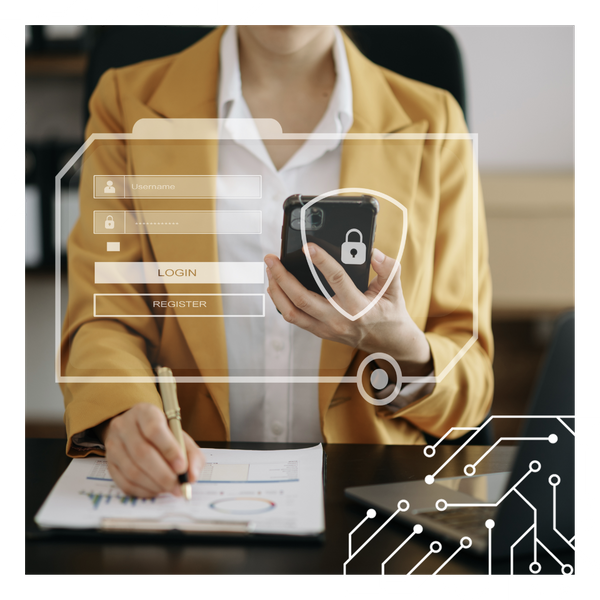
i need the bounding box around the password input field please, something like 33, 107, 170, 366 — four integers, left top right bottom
93, 211, 262, 234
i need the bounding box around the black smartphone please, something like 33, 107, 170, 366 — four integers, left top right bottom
280, 194, 379, 297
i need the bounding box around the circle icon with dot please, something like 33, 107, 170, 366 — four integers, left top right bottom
356, 353, 403, 406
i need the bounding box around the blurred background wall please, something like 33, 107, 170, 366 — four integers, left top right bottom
25, 25, 574, 439
446, 26, 574, 438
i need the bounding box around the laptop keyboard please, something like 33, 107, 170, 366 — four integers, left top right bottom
419, 506, 497, 539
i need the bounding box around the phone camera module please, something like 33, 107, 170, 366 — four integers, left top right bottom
291, 207, 324, 231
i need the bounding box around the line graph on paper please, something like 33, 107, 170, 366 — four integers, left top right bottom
79, 486, 157, 509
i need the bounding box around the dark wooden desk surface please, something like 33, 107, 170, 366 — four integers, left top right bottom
26, 439, 518, 575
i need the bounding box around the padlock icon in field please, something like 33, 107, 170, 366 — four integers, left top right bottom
104, 215, 115, 230
341, 228, 366, 265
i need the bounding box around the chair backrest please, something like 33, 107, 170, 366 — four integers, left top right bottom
343, 25, 467, 119
84, 25, 467, 125
84, 26, 215, 125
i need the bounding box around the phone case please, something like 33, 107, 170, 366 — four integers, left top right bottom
280, 194, 379, 297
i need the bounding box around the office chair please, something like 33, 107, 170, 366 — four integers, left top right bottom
83, 26, 215, 125
83, 25, 483, 443
343, 25, 467, 119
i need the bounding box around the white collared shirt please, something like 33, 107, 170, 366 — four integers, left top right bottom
216, 26, 352, 443
216, 26, 432, 443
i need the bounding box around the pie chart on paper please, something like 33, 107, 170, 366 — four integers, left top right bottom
209, 497, 276, 515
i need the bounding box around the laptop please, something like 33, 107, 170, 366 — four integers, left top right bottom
345, 311, 574, 563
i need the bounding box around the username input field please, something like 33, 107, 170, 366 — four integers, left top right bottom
94, 175, 261, 199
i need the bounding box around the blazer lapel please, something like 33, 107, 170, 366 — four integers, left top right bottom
319, 33, 429, 420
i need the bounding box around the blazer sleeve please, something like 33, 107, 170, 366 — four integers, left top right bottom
380, 92, 494, 439
60, 69, 164, 457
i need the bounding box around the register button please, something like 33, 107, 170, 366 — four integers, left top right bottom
94, 293, 265, 318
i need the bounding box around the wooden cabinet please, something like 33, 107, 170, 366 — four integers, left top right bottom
482, 172, 574, 318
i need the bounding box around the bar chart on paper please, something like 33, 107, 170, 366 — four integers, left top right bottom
198, 458, 299, 483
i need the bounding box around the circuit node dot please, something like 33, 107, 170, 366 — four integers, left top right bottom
424, 475, 435, 485
561, 564, 573, 575
367, 509, 376, 519
424, 446, 436, 458
529, 561, 541, 574
413, 524, 424, 534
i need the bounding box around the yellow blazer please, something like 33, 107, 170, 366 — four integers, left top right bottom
61, 27, 493, 456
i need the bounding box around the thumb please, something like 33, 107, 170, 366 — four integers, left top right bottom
368, 248, 402, 299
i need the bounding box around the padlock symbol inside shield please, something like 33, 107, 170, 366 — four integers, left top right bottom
341, 228, 366, 265
300, 187, 407, 322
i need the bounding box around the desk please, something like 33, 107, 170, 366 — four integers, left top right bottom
27, 439, 520, 575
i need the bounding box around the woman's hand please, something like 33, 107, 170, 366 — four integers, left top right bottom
98, 403, 205, 498
264, 244, 433, 377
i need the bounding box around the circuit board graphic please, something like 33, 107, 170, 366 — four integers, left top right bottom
340, 413, 600, 600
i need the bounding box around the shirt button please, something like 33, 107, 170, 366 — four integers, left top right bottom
271, 339, 284, 352
271, 421, 284, 436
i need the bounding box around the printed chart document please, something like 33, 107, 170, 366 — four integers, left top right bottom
35, 444, 325, 537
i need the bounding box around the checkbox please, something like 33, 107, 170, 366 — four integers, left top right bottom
107, 242, 120, 252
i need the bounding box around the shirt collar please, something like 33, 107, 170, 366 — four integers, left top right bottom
217, 25, 354, 135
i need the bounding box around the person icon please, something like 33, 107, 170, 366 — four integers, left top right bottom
104, 180, 116, 194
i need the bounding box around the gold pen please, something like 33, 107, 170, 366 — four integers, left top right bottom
156, 366, 192, 500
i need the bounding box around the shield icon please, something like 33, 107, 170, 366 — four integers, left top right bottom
300, 187, 408, 322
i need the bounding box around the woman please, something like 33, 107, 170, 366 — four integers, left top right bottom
61, 26, 493, 498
